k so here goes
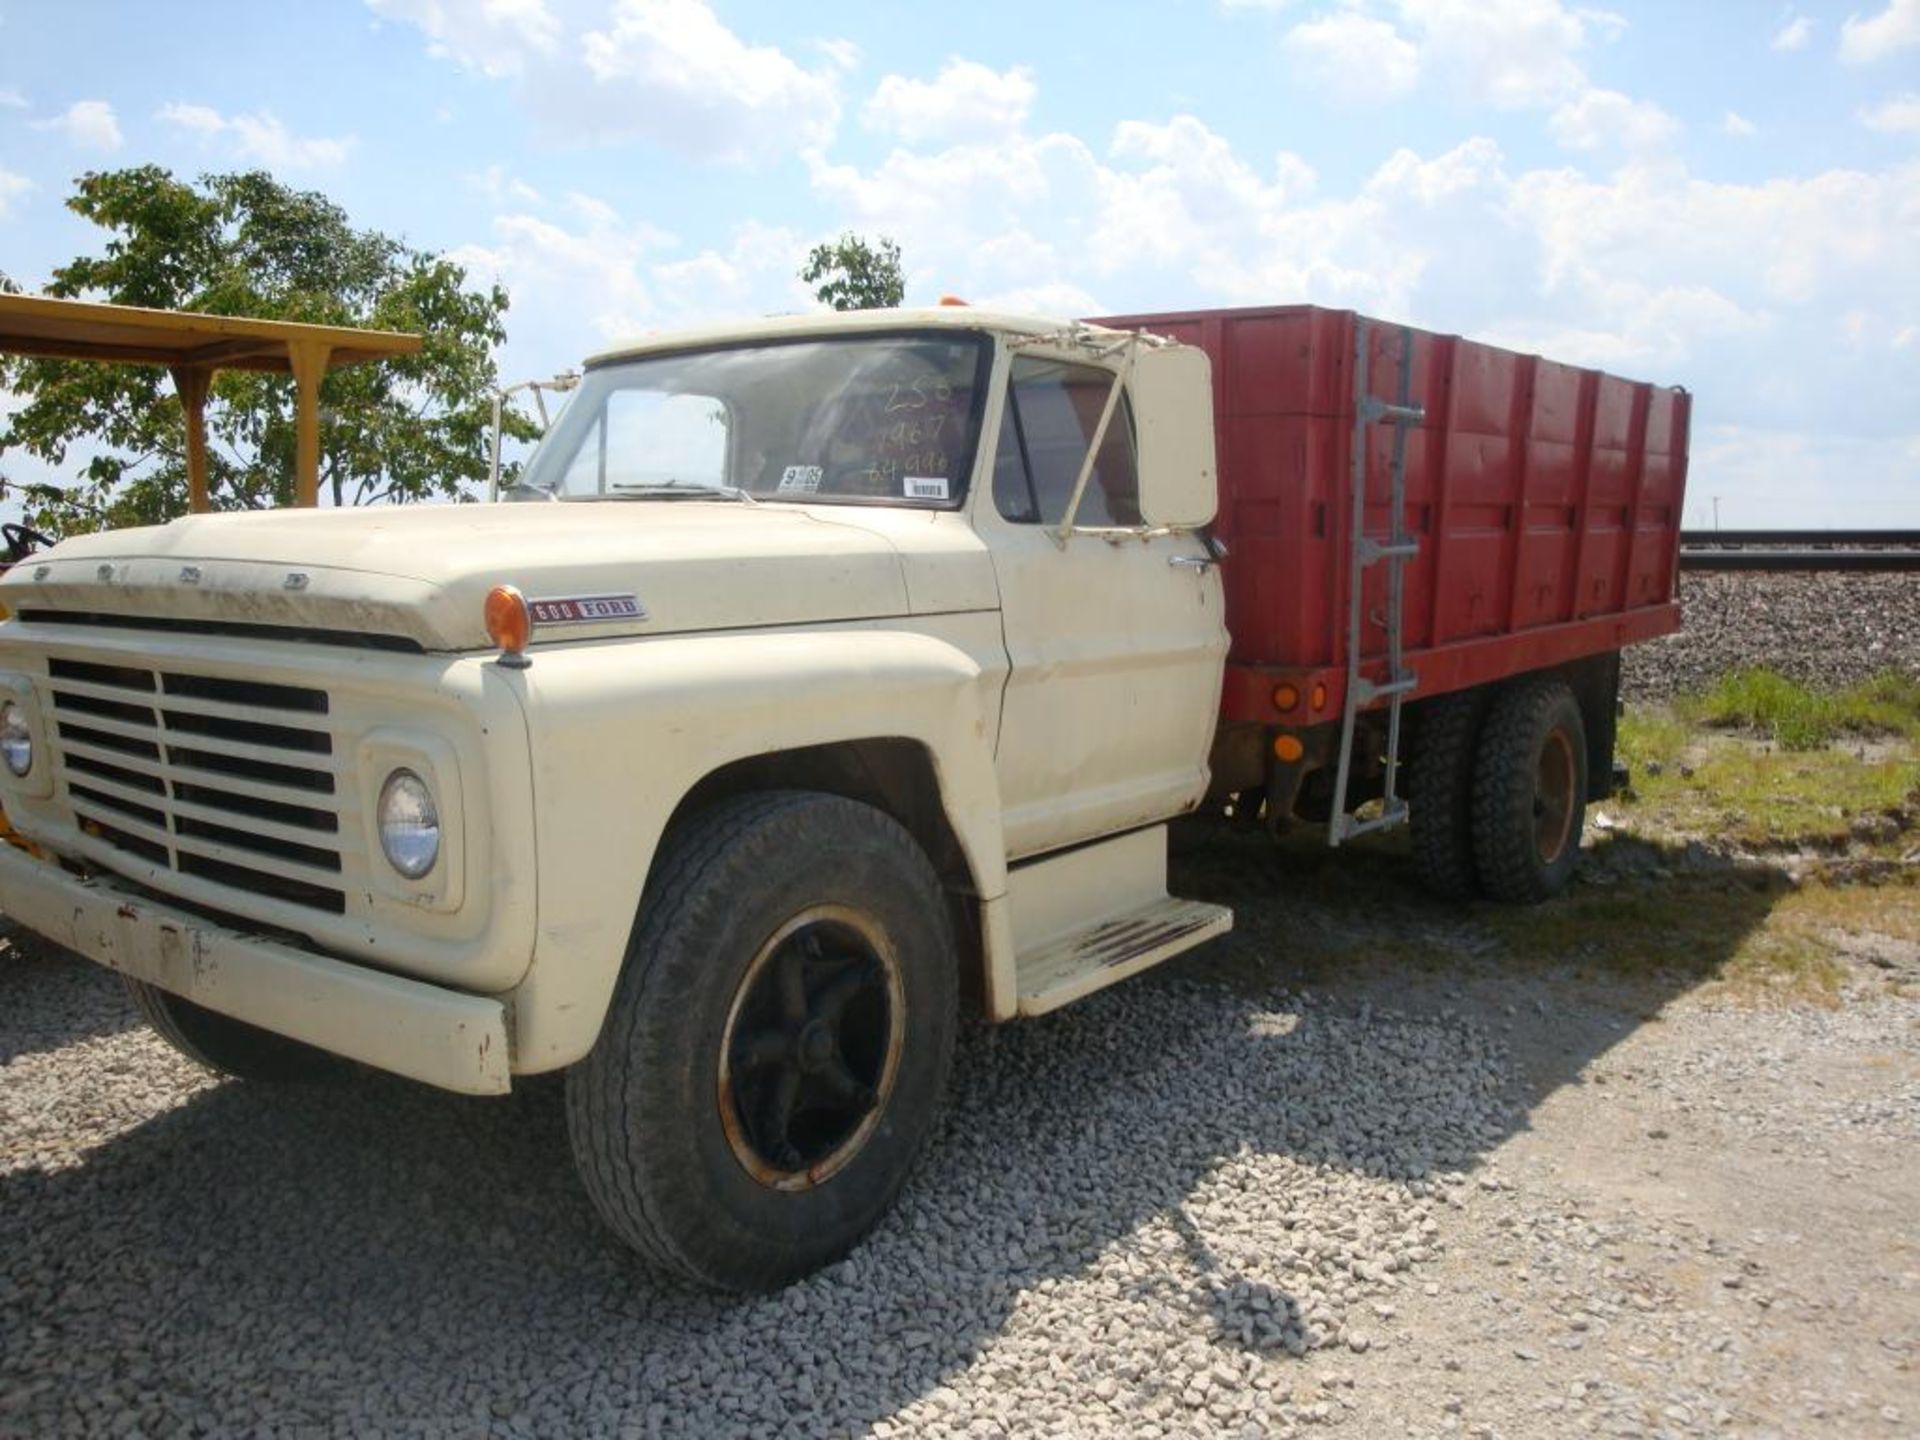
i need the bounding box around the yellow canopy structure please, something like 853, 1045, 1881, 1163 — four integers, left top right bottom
0, 293, 423, 512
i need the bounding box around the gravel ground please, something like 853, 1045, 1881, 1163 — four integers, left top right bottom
3, 833, 1916, 1438
1624, 572, 1920, 700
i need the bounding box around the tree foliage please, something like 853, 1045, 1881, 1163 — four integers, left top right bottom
799, 233, 905, 312
0, 167, 534, 534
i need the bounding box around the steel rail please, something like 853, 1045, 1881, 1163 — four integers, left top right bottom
1680, 529, 1920, 548
1677, 530, 1920, 572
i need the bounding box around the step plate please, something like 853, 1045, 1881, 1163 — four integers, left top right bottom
1015, 897, 1233, 1018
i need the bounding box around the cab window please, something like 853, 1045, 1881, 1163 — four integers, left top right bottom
992, 357, 1142, 528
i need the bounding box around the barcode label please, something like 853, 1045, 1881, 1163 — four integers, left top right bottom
904, 476, 949, 500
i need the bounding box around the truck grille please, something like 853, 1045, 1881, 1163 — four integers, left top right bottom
46, 657, 347, 914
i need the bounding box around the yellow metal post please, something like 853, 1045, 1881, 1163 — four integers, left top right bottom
169, 365, 213, 514
286, 339, 333, 508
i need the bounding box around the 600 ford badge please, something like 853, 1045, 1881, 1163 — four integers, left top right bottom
528, 594, 646, 624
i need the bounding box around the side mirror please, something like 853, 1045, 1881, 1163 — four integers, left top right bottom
1130, 343, 1218, 530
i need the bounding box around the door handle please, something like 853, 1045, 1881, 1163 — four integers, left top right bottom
1169, 554, 1218, 571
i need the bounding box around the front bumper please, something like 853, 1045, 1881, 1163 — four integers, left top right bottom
0, 844, 511, 1094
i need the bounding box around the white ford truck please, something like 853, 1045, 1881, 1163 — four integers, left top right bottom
0, 308, 1235, 1289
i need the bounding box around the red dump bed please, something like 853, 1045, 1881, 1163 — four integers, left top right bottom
1094, 305, 1689, 727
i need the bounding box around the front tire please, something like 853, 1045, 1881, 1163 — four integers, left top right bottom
124, 979, 341, 1082
1470, 679, 1588, 903
566, 791, 958, 1292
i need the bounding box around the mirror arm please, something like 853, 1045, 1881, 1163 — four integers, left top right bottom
1053, 338, 1139, 547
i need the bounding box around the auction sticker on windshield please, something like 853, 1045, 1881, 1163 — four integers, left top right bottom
904, 476, 949, 500
777, 465, 824, 494
529, 594, 647, 624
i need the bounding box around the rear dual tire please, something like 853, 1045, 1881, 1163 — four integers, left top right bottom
1409, 677, 1588, 903
1471, 679, 1588, 903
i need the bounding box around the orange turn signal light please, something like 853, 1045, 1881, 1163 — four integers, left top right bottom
1272, 683, 1300, 712
1272, 733, 1305, 763
485, 584, 532, 668
1310, 682, 1328, 711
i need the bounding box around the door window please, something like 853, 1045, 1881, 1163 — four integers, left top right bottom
992, 358, 1142, 528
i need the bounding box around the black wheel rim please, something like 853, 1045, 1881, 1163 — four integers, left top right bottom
717, 905, 904, 1191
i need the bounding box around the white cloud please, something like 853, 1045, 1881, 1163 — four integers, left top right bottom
814, 38, 861, 72
1840, 0, 1920, 62
1394, 0, 1596, 108
1771, 13, 1813, 51
370, 0, 842, 162
1281, 1, 1633, 112
158, 103, 355, 169
1723, 111, 1758, 138
1281, 13, 1421, 102
1549, 88, 1679, 152
1859, 92, 1920, 130
864, 59, 1035, 145
1690, 425, 1920, 527
0, 168, 30, 221
0, 87, 26, 109
472, 163, 544, 207
366, 0, 560, 76
32, 99, 122, 152
453, 193, 805, 345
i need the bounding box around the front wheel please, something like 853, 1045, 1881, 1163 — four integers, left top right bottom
566, 791, 958, 1291
1470, 678, 1589, 903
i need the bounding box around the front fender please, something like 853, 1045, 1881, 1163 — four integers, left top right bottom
502, 621, 1010, 1071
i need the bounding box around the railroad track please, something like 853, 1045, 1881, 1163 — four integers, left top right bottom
1678, 529, 1920, 572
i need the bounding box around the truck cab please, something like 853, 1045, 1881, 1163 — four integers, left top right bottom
0, 308, 1234, 1290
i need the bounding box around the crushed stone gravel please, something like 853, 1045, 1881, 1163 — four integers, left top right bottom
1624, 571, 1920, 700
3, 832, 1915, 1437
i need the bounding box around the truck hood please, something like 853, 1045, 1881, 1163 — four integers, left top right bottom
0, 500, 997, 651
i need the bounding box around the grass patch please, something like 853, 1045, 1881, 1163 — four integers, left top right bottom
1616, 686, 1919, 855
1677, 666, 1920, 751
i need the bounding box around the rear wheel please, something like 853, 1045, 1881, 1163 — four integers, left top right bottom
567, 791, 958, 1291
1408, 690, 1485, 900
124, 979, 341, 1082
1471, 679, 1588, 903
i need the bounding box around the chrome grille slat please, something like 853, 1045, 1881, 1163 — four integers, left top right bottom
45, 654, 351, 916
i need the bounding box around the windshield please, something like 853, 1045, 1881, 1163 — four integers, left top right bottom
518, 331, 992, 507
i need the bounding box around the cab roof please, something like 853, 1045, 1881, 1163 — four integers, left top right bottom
586, 306, 1128, 368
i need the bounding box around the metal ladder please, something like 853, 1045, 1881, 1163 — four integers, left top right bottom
1329, 318, 1425, 846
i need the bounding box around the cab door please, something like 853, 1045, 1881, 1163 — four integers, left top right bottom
978, 349, 1227, 859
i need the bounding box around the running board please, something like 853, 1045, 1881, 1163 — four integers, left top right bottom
1017, 897, 1233, 1016
1006, 825, 1234, 1017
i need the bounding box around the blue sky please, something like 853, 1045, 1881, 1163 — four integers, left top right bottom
1, 0, 1917, 527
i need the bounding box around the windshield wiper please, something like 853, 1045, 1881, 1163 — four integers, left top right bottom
605, 481, 759, 504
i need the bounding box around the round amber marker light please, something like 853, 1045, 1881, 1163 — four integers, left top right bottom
485, 584, 531, 656
1272, 684, 1300, 711
938, 294, 970, 307
1272, 733, 1305, 763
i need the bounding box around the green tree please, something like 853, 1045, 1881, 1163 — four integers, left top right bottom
0, 167, 534, 534
799, 232, 905, 312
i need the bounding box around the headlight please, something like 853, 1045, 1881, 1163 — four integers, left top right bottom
0, 702, 32, 777
377, 769, 440, 879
